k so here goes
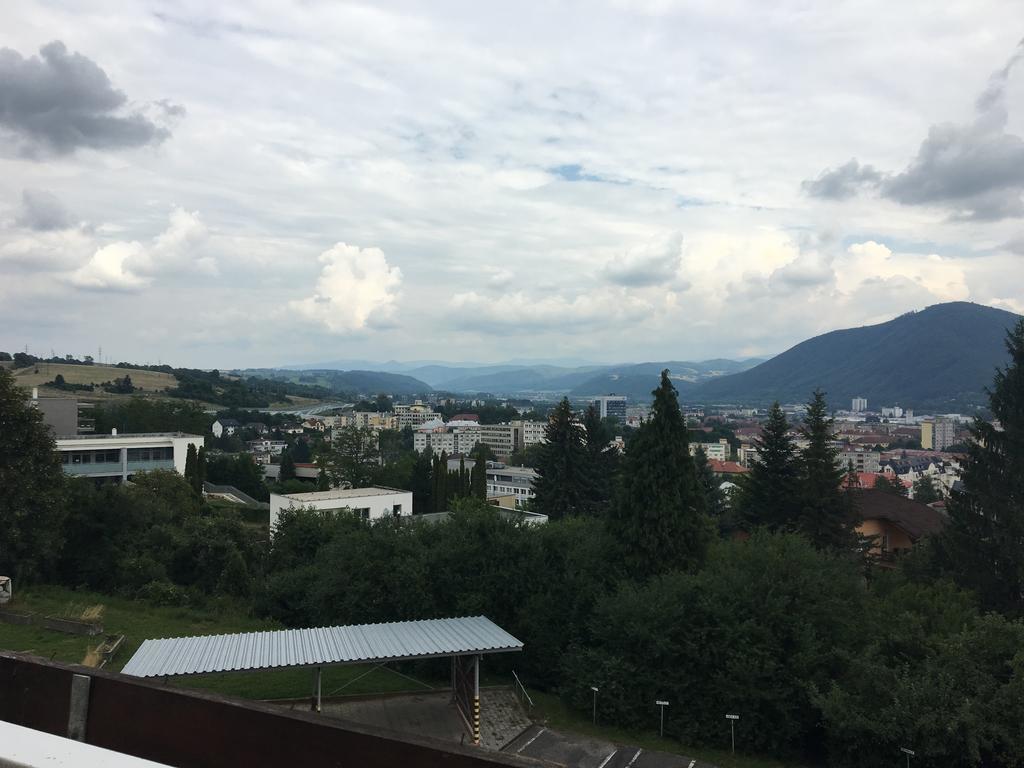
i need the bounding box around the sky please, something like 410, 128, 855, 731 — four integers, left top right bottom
1, 1, 1023, 369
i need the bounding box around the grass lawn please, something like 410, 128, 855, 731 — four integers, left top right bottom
526, 689, 803, 768
0, 585, 440, 701
12, 363, 177, 391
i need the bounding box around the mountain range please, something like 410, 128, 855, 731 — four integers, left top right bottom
691, 302, 1021, 410
268, 302, 1021, 410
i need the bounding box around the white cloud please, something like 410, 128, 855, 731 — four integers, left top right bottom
69, 207, 211, 290
289, 242, 402, 333
71, 241, 149, 291
839, 241, 969, 302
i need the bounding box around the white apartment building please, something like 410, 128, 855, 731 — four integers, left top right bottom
851, 397, 868, 413
56, 431, 204, 481
485, 464, 538, 509
519, 420, 547, 447
269, 486, 412, 533
690, 438, 729, 461
737, 445, 760, 467
839, 449, 881, 474
393, 401, 442, 429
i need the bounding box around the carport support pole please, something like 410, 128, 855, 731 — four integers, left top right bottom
312, 666, 322, 713
472, 654, 481, 746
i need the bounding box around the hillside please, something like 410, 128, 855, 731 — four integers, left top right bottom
692, 302, 1022, 409
568, 359, 760, 400
244, 368, 432, 396
12, 362, 177, 393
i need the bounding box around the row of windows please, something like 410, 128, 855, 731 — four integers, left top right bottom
126, 447, 174, 462
60, 447, 174, 465
62, 450, 121, 465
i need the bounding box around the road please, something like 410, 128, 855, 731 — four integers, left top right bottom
503, 725, 716, 768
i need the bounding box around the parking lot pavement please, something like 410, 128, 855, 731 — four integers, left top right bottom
502, 725, 715, 768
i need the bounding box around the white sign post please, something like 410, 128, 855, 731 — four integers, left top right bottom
590, 686, 599, 725
725, 714, 739, 754
655, 700, 669, 738
901, 747, 915, 768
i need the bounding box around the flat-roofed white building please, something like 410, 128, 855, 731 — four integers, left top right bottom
55, 432, 204, 481
269, 486, 412, 532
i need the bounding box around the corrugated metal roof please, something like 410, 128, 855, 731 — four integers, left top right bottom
121, 616, 523, 678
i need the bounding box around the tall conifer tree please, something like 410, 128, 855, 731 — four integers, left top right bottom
735, 402, 801, 531
532, 398, 587, 520
934, 319, 1024, 615
795, 390, 858, 550
608, 370, 713, 576
581, 404, 618, 517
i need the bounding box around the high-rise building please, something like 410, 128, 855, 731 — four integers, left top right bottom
591, 395, 627, 420
851, 397, 868, 413
921, 417, 956, 451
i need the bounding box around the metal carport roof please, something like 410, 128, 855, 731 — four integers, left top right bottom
120, 616, 523, 678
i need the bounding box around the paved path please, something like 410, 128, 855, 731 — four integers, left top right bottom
503, 725, 715, 768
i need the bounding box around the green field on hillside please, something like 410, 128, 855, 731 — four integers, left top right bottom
12, 363, 177, 392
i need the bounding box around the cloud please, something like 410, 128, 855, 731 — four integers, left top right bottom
838, 241, 969, 301
804, 40, 1024, 220
16, 189, 74, 231
0, 40, 171, 155
289, 243, 402, 333
70, 208, 211, 290
448, 288, 651, 335
802, 160, 882, 200
602, 232, 687, 287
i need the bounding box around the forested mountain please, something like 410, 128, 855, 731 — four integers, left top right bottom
241, 368, 433, 397
692, 302, 1022, 409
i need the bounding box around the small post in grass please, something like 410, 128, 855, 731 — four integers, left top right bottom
655, 700, 669, 738
590, 686, 599, 725
725, 713, 739, 754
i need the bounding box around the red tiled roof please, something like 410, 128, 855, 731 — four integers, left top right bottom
709, 459, 750, 474
851, 472, 910, 490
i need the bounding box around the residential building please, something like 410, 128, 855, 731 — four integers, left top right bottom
211, 418, 240, 438
26, 388, 94, 436
690, 438, 729, 461
343, 411, 397, 431
247, 438, 287, 456
485, 463, 538, 509
881, 406, 903, 419
413, 418, 482, 457
393, 400, 442, 429
263, 462, 319, 481
269, 486, 412, 532
591, 395, 627, 420
839, 449, 881, 474
479, 423, 521, 458
921, 417, 956, 451
850, 488, 946, 567
851, 397, 868, 413
737, 445, 760, 467
56, 431, 203, 481
707, 459, 750, 478
519, 420, 547, 447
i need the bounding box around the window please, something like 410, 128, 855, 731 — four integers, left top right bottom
354, 507, 371, 520
392, 504, 402, 515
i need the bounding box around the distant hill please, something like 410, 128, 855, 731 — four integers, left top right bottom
12, 362, 177, 393
568, 359, 761, 400
242, 368, 432, 396
692, 302, 1022, 410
